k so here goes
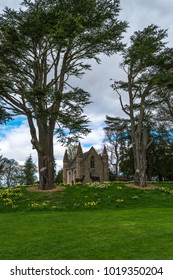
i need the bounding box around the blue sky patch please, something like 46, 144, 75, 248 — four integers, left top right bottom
0, 116, 27, 138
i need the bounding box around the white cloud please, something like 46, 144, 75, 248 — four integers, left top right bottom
0, 121, 36, 163
0, 118, 104, 170
0, 121, 67, 170
81, 127, 104, 147
120, 0, 173, 46
0, 0, 20, 12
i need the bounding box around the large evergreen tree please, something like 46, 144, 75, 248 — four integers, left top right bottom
111, 25, 170, 187
23, 155, 37, 185
0, 0, 127, 189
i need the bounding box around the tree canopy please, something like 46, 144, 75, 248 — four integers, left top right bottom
0, 0, 127, 189
110, 25, 172, 186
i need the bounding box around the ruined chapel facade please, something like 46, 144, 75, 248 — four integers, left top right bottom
63, 143, 109, 184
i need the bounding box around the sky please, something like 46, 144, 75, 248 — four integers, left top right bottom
0, 0, 173, 171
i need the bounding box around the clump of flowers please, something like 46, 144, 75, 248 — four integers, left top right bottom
2, 197, 13, 206
32, 183, 39, 187
87, 182, 111, 189
84, 201, 98, 207
159, 187, 169, 192
159, 187, 173, 195
0, 187, 23, 199
0, 187, 22, 209
132, 195, 139, 199
1, 197, 18, 208
116, 199, 124, 203
28, 202, 48, 209
51, 205, 58, 209
75, 182, 82, 185
12, 205, 18, 209
116, 186, 123, 190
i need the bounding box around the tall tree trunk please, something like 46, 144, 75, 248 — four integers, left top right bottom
114, 142, 119, 178
27, 113, 55, 190
37, 121, 55, 190
133, 131, 148, 187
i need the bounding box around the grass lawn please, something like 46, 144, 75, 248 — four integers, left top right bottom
0, 182, 173, 259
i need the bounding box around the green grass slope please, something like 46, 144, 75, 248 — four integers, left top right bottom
0, 182, 173, 259
1, 182, 173, 212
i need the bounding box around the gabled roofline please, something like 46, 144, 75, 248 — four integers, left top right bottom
84, 146, 102, 162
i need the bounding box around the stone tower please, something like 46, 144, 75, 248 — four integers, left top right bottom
76, 142, 83, 180
63, 149, 69, 184
102, 145, 109, 181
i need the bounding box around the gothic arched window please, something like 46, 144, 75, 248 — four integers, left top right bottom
90, 156, 95, 168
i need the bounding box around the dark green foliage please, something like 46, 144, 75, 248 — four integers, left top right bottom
0, 0, 127, 189
22, 155, 37, 185
54, 168, 63, 184
110, 25, 171, 187
108, 169, 117, 181
0, 107, 12, 124
0, 0, 127, 132
119, 147, 134, 178
147, 133, 173, 181
104, 116, 131, 177
56, 89, 91, 144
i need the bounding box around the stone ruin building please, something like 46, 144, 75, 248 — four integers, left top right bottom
63, 142, 109, 185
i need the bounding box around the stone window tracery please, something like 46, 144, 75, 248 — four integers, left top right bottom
90, 156, 95, 168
